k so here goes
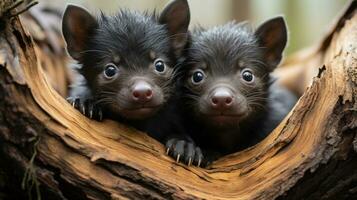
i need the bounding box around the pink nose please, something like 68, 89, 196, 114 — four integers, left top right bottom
132, 81, 153, 103
210, 88, 233, 110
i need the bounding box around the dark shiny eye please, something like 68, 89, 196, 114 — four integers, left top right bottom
242, 70, 254, 82
154, 59, 166, 73
104, 63, 118, 79
192, 70, 205, 84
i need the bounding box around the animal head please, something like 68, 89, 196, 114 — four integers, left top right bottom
182, 17, 287, 127
62, 0, 190, 119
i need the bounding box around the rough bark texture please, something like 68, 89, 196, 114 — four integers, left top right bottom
0, 0, 356, 199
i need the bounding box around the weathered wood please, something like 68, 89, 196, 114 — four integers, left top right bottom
0, 0, 356, 199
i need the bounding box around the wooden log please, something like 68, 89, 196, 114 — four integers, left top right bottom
0, 0, 356, 199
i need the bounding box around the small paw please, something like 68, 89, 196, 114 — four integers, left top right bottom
66, 97, 103, 121
165, 139, 204, 167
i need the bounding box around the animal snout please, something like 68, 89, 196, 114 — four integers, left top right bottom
131, 80, 153, 103
210, 87, 234, 110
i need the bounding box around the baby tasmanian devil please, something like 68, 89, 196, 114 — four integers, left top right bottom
62, 0, 190, 131
166, 17, 297, 166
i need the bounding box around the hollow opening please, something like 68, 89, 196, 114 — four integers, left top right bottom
22, 2, 306, 172
38, 50, 303, 170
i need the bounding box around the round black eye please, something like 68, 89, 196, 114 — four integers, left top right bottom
242, 70, 254, 82
154, 59, 165, 73
192, 70, 205, 84
104, 63, 118, 79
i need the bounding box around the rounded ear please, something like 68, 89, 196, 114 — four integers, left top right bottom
62, 4, 98, 60
159, 0, 190, 58
255, 16, 288, 71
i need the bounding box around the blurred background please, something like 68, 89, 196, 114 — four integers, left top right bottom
40, 0, 348, 54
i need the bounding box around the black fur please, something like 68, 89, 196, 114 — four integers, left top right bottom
62, 1, 190, 137
166, 18, 297, 167
71, 10, 175, 122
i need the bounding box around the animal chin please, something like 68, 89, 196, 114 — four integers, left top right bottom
121, 106, 160, 119
203, 112, 246, 126
210, 115, 240, 125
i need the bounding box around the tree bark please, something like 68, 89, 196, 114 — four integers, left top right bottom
0, 0, 356, 200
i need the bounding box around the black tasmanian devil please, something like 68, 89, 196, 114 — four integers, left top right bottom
62, 0, 190, 138
166, 17, 297, 166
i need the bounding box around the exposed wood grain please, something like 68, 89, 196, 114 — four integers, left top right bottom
0, 0, 356, 199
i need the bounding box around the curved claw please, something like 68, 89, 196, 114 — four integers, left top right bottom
82, 105, 86, 115
197, 159, 202, 167
89, 110, 93, 119
166, 148, 170, 155
188, 157, 192, 166
176, 154, 181, 163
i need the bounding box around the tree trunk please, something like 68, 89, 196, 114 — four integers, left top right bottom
0, 0, 356, 199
